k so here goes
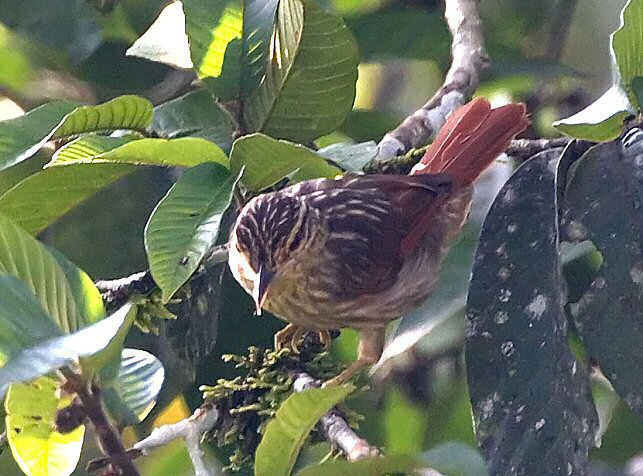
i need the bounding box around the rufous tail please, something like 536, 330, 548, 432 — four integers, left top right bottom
410, 98, 530, 185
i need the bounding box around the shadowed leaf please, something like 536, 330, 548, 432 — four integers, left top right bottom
466, 150, 598, 474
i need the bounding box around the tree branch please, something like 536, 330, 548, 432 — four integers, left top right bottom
63, 372, 140, 476
293, 374, 380, 460
376, 0, 489, 160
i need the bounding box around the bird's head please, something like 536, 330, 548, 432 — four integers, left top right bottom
228, 193, 324, 314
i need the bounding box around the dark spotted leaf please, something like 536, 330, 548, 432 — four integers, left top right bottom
561, 135, 643, 418
466, 149, 598, 474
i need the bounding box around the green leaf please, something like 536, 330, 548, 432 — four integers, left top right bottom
145, 163, 240, 303
183, 0, 244, 99
255, 384, 354, 476
48, 136, 228, 168
230, 133, 341, 192
102, 349, 165, 426
611, 0, 643, 107
0, 163, 136, 234
316, 141, 377, 172
0, 214, 83, 332
0, 95, 153, 172
0, 302, 136, 397
465, 150, 598, 474
0, 101, 79, 172
561, 139, 643, 418
52, 95, 154, 139
152, 89, 236, 153
241, 0, 280, 95
295, 454, 420, 476
244, 0, 359, 142
6, 376, 85, 476
125, 1, 193, 69
553, 85, 633, 141
0, 275, 63, 366
48, 247, 105, 326
421, 443, 489, 476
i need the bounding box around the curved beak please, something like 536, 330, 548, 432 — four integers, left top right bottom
252, 264, 274, 315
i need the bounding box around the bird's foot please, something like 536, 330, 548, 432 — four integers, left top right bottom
274, 324, 332, 354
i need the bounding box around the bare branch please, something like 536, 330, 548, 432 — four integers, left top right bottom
376, 0, 489, 160
96, 244, 229, 309
293, 374, 381, 461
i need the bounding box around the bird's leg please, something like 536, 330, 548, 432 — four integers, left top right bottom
323, 327, 385, 387
275, 324, 333, 353
274, 323, 298, 351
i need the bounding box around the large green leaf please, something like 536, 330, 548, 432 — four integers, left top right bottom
244, 0, 358, 142
230, 133, 341, 192
102, 348, 165, 426
295, 454, 420, 476
0, 214, 82, 332
0, 163, 136, 234
48, 136, 228, 168
152, 89, 236, 153
465, 150, 598, 474
561, 138, 643, 418
183, 0, 244, 99
183, 0, 281, 100
612, 0, 643, 107
145, 163, 240, 303
255, 384, 354, 476
6, 376, 85, 476
0, 95, 153, 172
0, 302, 136, 397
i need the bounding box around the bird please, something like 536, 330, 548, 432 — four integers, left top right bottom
228, 97, 530, 385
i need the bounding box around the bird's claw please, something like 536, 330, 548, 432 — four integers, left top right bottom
274, 324, 332, 354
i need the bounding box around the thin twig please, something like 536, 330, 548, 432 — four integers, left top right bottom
88, 404, 219, 475
293, 374, 381, 460
376, 0, 489, 161
63, 371, 140, 476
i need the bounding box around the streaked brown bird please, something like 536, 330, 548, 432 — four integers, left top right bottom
229, 98, 530, 385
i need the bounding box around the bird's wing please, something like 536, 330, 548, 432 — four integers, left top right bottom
296, 174, 453, 298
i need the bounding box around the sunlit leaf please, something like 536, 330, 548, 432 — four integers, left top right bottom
244, 0, 358, 142
48, 136, 228, 168
611, 0, 643, 107
145, 163, 240, 303
6, 376, 85, 476
255, 384, 354, 476
553, 85, 633, 141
